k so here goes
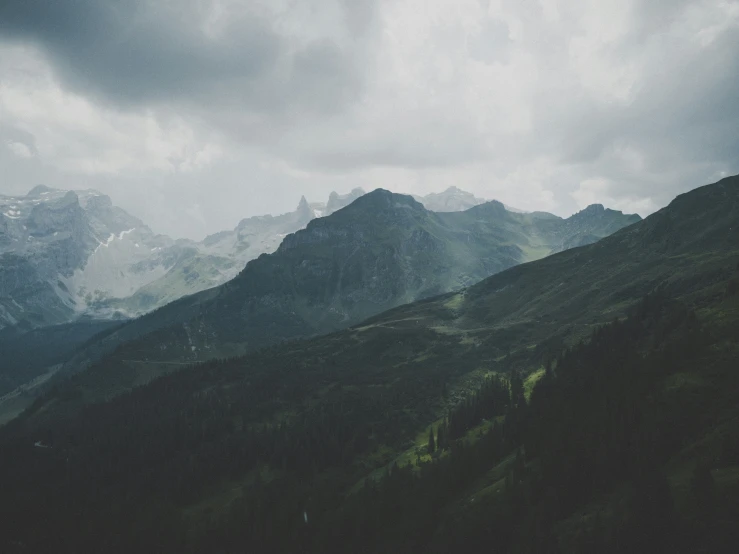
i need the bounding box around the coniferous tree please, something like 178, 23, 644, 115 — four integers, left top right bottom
428, 428, 436, 454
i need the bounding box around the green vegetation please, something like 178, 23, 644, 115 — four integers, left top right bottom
0, 176, 737, 553
4, 290, 737, 553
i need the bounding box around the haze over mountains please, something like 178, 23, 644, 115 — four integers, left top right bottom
2, 0, 737, 549
0, 185, 371, 330
1, 175, 737, 553
0, 184, 633, 332
93, 190, 637, 362
0, 186, 431, 329
0, 183, 639, 410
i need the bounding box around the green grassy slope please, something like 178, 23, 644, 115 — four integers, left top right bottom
0, 176, 735, 553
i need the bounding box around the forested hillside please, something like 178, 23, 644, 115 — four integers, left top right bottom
2, 286, 738, 553
0, 176, 737, 553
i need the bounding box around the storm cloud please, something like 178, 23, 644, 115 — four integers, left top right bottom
1, 0, 737, 238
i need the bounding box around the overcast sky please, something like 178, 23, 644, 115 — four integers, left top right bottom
1, 0, 737, 239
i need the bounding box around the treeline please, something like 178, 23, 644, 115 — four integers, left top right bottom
1, 290, 738, 553
445, 373, 512, 442
0, 326, 461, 552
285, 290, 738, 554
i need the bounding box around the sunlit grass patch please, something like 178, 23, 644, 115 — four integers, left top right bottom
524, 367, 545, 400
443, 293, 464, 311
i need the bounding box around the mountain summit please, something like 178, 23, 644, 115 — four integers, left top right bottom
413, 186, 487, 212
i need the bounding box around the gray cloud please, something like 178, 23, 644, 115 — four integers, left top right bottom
536, 9, 739, 210
0, 0, 371, 116
0, 124, 38, 157
0, 0, 737, 239
468, 19, 512, 64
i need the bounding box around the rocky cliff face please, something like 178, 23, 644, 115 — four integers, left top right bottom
0, 187, 186, 329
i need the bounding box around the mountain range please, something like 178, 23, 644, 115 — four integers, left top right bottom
0, 175, 736, 553
0, 186, 373, 331
20, 189, 639, 396
0, 185, 526, 331
0, 184, 638, 397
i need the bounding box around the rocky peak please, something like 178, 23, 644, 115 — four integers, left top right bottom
467, 199, 508, 218
344, 189, 424, 214
276, 189, 427, 254
27, 191, 85, 236
26, 184, 57, 197
416, 187, 487, 212
576, 204, 606, 217
296, 195, 313, 222
60, 190, 80, 206
325, 187, 366, 215
83, 193, 143, 234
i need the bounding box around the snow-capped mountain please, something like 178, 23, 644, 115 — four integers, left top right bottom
0, 185, 194, 329
0, 185, 376, 330
0, 184, 546, 331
